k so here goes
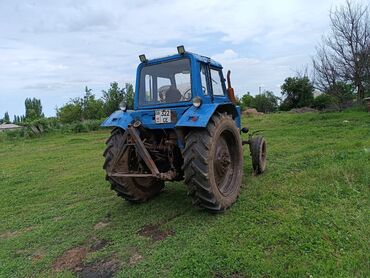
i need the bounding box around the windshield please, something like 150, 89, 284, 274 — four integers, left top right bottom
139, 58, 192, 106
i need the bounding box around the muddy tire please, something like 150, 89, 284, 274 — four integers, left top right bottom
103, 128, 164, 202
182, 112, 243, 212
250, 136, 267, 174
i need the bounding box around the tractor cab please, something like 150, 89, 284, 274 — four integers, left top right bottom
102, 46, 240, 131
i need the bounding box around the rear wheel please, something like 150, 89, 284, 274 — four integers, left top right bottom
103, 128, 164, 202
182, 113, 243, 212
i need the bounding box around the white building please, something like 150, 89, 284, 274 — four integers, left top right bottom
0, 123, 23, 132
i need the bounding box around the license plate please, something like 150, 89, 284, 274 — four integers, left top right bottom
155, 109, 171, 124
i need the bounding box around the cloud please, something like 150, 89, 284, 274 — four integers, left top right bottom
0, 0, 349, 117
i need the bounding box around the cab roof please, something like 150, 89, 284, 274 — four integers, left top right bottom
140, 52, 223, 68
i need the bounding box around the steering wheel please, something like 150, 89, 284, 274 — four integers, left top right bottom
183, 88, 192, 100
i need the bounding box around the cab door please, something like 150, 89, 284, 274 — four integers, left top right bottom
209, 67, 229, 103
199, 62, 213, 104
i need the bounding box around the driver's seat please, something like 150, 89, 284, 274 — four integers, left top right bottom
165, 86, 182, 102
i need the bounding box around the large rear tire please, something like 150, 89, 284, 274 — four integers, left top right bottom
182, 113, 243, 212
103, 128, 164, 202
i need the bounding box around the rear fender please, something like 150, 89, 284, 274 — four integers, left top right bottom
101, 110, 133, 130
176, 103, 241, 128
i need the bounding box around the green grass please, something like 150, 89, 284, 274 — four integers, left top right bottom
0, 111, 369, 277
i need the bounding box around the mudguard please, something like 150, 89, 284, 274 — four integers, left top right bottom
101, 110, 133, 130
176, 103, 241, 128
176, 104, 219, 128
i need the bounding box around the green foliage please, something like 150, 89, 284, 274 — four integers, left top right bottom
280, 77, 314, 110
102, 82, 134, 116
13, 115, 21, 124
102, 82, 124, 116
57, 87, 104, 123
326, 82, 355, 110
3, 112, 10, 123
250, 91, 279, 113
81, 87, 105, 120
312, 93, 334, 110
0, 111, 369, 277
124, 83, 134, 110
56, 100, 83, 124
238, 92, 254, 110
25, 98, 44, 120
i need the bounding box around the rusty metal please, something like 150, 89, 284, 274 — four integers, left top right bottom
107, 125, 180, 181
226, 70, 237, 104
127, 125, 160, 176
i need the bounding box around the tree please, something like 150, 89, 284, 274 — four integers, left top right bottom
327, 81, 355, 110
123, 83, 134, 110
102, 82, 124, 116
280, 76, 314, 110
13, 115, 21, 124
25, 98, 44, 120
57, 87, 104, 123
238, 92, 254, 110
3, 112, 10, 123
102, 82, 134, 116
57, 100, 83, 124
81, 86, 104, 120
250, 91, 279, 113
313, 1, 370, 102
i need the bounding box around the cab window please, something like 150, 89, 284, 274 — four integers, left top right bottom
200, 64, 209, 95
210, 68, 224, 96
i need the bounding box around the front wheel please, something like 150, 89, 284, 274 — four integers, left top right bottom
250, 136, 267, 174
182, 112, 243, 212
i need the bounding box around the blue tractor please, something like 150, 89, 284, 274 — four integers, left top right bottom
102, 46, 267, 212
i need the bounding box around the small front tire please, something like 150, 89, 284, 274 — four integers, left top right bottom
250, 136, 267, 174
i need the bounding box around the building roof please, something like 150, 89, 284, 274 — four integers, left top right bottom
0, 123, 22, 130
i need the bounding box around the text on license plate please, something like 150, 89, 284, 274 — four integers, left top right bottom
155, 110, 171, 124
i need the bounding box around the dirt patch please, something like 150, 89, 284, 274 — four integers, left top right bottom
137, 224, 174, 241
215, 272, 246, 278
289, 107, 318, 113
242, 108, 264, 116
53, 246, 89, 272
77, 258, 120, 278
32, 249, 46, 262
53, 238, 110, 273
53, 216, 64, 222
129, 252, 143, 266
94, 221, 110, 230
0, 230, 18, 239
90, 239, 109, 251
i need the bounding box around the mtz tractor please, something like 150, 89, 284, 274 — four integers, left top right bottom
102, 46, 267, 212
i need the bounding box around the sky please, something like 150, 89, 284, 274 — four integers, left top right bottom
0, 0, 350, 118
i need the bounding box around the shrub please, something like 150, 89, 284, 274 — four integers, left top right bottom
250, 91, 279, 113
312, 94, 334, 110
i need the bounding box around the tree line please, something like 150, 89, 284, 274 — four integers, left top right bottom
239, 0, 369, 113
0, 82, 134, 125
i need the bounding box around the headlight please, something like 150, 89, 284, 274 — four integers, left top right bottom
192, 97, 202, 108
119, 101, 127, 111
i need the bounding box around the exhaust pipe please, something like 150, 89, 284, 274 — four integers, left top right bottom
227, 70, 238, 104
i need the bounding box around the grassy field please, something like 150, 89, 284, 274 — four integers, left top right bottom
0, 111, 369, 277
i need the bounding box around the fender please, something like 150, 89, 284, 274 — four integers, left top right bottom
176, 103, 241, 128
101, 110, 134, 130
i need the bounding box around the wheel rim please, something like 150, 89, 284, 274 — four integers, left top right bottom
213, 129, 240, 196
115, 146, 154, 189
